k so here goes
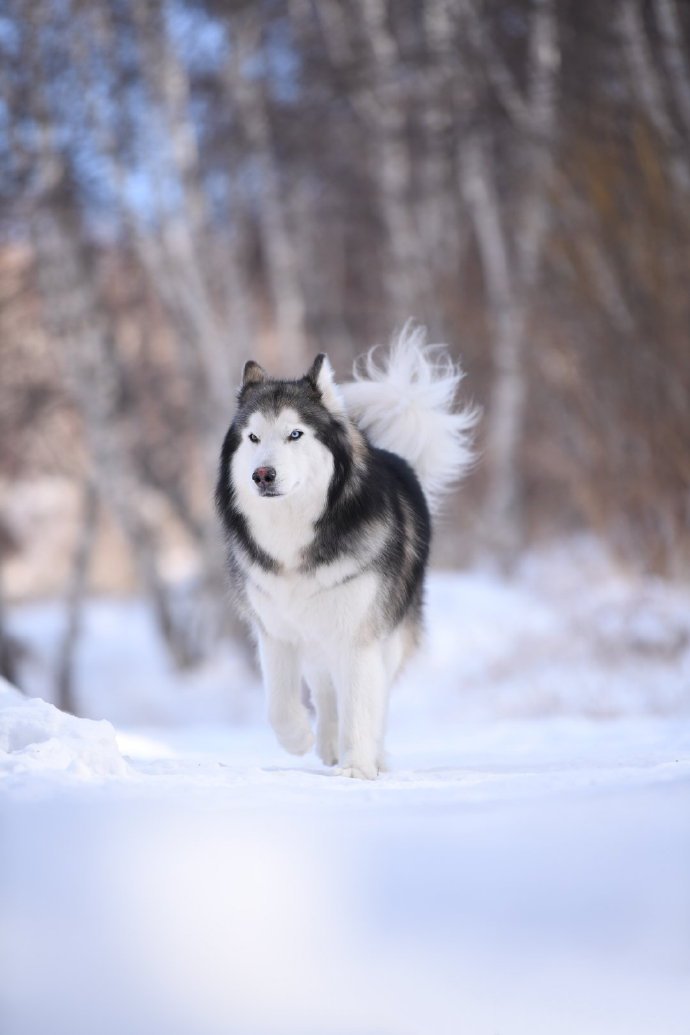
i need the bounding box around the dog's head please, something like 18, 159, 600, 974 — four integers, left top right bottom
223, 355, 350, 514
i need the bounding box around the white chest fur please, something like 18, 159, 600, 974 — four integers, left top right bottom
229, 404, 380, 655
246, 563, 379, 658
241, 493, 319, 571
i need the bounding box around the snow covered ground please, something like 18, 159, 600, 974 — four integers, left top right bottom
2, 540, 690, 1035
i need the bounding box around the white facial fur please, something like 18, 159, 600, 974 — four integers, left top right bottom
231, 406, 335, 568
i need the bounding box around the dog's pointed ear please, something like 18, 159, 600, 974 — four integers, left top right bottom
241, 360, 266, 389
305, 353, 345, 415
305, 354, 328, 389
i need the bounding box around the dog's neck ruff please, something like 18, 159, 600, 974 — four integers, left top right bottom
238, 490, 326, 573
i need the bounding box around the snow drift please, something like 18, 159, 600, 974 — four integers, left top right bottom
0, 676, 128, 780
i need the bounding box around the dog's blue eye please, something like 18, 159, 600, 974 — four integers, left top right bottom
248, 433, 259, 443
289, 429, 303, 441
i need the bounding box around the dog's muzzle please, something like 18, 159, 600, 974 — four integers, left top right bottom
252, 466, 279, 496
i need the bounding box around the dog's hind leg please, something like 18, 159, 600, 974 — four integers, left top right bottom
305, 667, 339, 767
259, 633, 314, 756
335, 643, 388, 780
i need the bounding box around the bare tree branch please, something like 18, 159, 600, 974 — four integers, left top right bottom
653, 0, 690, 135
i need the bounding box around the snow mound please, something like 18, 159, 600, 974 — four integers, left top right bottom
0, 677, 129, 779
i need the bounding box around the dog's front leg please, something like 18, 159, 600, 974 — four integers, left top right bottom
304, 666, 339, 767
335, 643, 387, 780
258, 633, 314, 756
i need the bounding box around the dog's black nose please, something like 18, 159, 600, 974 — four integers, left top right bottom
252, 466, 276, 486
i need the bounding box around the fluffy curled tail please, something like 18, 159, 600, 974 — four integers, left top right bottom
340, 321, 479, 513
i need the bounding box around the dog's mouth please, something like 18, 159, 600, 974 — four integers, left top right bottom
255, 480, 300, 498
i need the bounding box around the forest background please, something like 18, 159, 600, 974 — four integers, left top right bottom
1, 0, 689, 707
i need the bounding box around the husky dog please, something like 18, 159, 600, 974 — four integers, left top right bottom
216, 323, 477, 779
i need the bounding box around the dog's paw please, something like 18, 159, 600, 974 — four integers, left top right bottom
316, 727, 338, 767
318, 745, 339, 767
276, 723, 315, 757
335, 762, 379, 781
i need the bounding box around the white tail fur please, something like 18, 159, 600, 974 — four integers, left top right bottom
340, 321, 480, 513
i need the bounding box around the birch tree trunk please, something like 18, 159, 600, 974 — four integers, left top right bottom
131, 0, 251, 428
653, 0, 690, 136
620, 0, 690, 195
55, 3, 245, 663
317, 0, 430, 326
223, 11, 308, 372
54, 481, 98, 714
460, 0, 560, 565
419, 0, 468, 281
460, 136, 527, 561
0, 555, 22, 690
32, 185, 201, 668
354, 0, 421, 322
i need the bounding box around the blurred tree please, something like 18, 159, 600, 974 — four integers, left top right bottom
459, 0, 560, 565
1, 0, 689, 704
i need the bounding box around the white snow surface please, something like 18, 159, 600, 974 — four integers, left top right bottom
2, 541, 690, 1035
0, 675, 128, 780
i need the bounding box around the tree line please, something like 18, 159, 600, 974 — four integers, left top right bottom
1, 0, 689, 701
